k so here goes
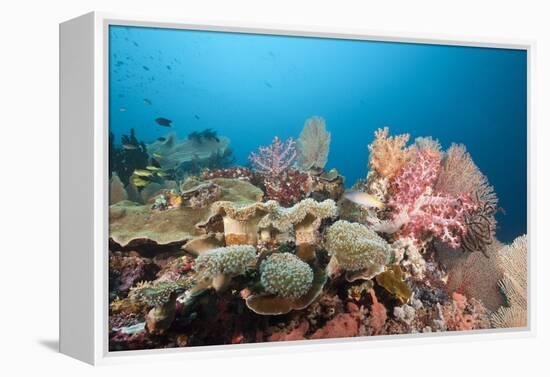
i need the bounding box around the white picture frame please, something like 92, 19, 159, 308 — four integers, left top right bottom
59, 11, 535, 365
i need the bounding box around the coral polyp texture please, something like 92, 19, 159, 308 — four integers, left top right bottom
325, 220, 392, 277
260, 253, 314, 299
194, 245, 257, 279
107, 26, 527, 351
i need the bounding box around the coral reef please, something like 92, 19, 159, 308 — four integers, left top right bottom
297, 116, 331, 170
108, 125, 526, 351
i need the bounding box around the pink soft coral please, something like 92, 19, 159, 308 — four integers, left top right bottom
249, 136, 297, 177
387, 151, 476, 248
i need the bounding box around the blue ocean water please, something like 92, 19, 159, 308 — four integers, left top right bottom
108, 25, 527, 243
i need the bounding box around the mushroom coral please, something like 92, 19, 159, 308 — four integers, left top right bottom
324, 220, 392, 281
206, 200, 279, 245
259, 198, 337, 260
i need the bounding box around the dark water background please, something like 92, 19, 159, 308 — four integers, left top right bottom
108, 25, 527, 243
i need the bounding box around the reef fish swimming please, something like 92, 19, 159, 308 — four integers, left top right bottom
155, 117, 173, 127
122, 143, 138, 150
344, 191, 385, 210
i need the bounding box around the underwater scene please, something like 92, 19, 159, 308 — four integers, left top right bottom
108, 25, 528, 351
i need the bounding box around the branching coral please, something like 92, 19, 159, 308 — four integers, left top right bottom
385, 150, 477, 249
368, 127, 413, 178
297, 116, 331, 170
324, 220, 392, 281
249, 136, 297, 177
260, 253, 314, 299
491, 235, 528, 328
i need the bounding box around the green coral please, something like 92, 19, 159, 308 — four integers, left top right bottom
194, 245, 257, 278
260, 253, 314, 299
129, 279, 194, 307
324, 220, 391, 272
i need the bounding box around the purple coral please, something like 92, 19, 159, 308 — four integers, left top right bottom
249, 136, 297, 177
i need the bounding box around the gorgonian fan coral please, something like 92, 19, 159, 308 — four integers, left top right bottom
436, 143, 498, 254
297, 116, 331, 170
385, 150, 477, 249
368, 127, 413, 178
249, 136, 297, 177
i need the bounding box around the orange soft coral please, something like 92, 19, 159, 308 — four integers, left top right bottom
368, 127, 412, 178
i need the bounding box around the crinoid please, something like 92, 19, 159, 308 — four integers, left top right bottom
461, 192, 498, 257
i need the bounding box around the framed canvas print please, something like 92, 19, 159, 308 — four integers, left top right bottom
59, 12, 532, 365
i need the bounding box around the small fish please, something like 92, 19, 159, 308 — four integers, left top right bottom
344, 191, 385, 210
146, 165, 161, 171
156, 171, 170, 178
194, 115, 200, 120
155, 117, 172, 127
264, 81, 272, 88
133, 169, 153, 177
152, 153, 163, 159
157, 137, 166, 142
122, 143, 138, 150
143, 65, 150, 71
131, 176, 150, 187
143, 98, 152, 105
133, 41, 139, 47
166, 65, 171, 70
119, 107, 127, 112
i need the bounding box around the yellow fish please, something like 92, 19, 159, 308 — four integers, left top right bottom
146, 166, 161, 171
131, 176, 150, 187
152, 153, 163, 159
156, 171, 170, 178
344, 191, 385, 210
133, 169, 153, 177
